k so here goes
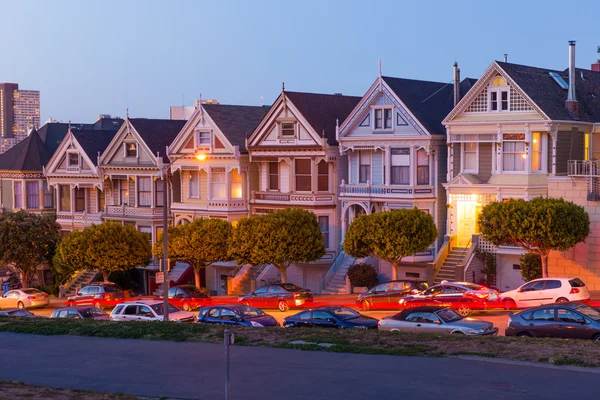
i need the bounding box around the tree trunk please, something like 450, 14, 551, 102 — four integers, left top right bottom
279, 267, 287, 283
102, 271, 110, 283
21, 271, 29, 289
541, 253, 549, 278
392, 262, 398, 280
194, 269, 201, 289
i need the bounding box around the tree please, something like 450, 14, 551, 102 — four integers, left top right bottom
230, 209, 326, 283
53, 230, 89, 280
478, 197, 590, 278
343, 209, 438, 280
0, 211, 61, 288
519, 253, 542, 282
58, 221, 151, 282
154, 218, 232, 289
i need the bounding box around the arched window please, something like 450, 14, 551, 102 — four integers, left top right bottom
489, 76, 509, 111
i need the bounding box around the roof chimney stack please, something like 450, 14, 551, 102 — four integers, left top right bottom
566, 40, 579, 118
504, 54, 508, 63
453, 62, 461, 106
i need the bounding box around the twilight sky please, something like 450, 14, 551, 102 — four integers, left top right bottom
1, 0, 599, 123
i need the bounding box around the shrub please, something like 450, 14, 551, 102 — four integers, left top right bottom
346, 263, 378, 288
520, 253, 542, 282
474, 248, 496, 285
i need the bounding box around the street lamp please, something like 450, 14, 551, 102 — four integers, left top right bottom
161, 164, 170, 322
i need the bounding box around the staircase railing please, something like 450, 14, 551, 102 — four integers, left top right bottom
428, 238, 451, 285
456, 236, 477, 282
320, 251, 351, 290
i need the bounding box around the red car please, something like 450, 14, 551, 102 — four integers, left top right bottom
398, 282, 499, 317
66, 282, 125, 308
165, 285, 212, 311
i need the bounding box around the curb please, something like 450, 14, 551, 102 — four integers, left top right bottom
454, 355, 600, 374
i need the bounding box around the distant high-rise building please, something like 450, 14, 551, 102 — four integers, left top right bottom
0, 82, 40, 154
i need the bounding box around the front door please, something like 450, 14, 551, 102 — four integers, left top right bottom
457, 200, 478, 247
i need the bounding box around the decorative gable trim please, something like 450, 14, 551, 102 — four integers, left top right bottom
99, 120, 158, 167
43, 130, 99, 177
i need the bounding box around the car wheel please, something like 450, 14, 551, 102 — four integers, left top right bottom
555, 297, 569, 303
361, 301, 371, 311
278, 301, 289, 312
17, 301, 24, 309
183, 303, 190, 311
456, 305, 472, 317
517, 332, 532, 338
503, 298, 516, 310
284, 322, 295, 328
592, 334, 600, 342
451, 331, 465, 335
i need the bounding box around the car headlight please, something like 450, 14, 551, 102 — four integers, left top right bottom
250, 321, 264, 327
399, 298, 405, 304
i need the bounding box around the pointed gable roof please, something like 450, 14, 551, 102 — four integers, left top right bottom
201, 104, 269, 152
0, 129, 52, 172
284, 91, 362, 144
382, 76, 477, 134
497, 62, 600, 122
128, 118, 187, 159
72, 129, 119, 162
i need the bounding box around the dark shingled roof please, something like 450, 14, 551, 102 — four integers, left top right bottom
0, 129, 52, 171
129, 118, 187, 160
202, 104, 270, 152
284, 91, 362, 145
383, 76, 477, 134
496, 62, 600, 122
72, 129, 119, 162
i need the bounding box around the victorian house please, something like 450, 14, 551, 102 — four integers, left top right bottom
337, 72, 476, 282
443, 42, 594, 290
168, 103, 268, 293
247, 89, 361, 293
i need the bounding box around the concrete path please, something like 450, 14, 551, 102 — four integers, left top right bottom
1, 333, 597, 400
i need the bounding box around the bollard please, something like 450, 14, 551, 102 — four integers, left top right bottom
224, 329, 233, 400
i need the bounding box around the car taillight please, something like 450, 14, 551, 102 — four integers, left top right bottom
102, 293, 111, 298
27, 296, 35, 300
570, 288, 580, 294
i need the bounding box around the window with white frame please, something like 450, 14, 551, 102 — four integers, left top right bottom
230, 169, 243, 199
114, 179, 128, 205
295, 159, 311, 191
43, 182, 54, 208
374, 108, 392, 130
416, 149, 429, 185
59, 184, 70, 211
319, 216, 330, 248
531, 132, 542, 172
268, 162, 279, 190
125, 142, 137, 157
97, 189, 105, 212
188, 171, 199, 198
138, 177, 152, 207
74, 188, 85, 212
67, 152, 79, 168
463, 142, 477, 172
156, 179, 164, 207
197, 131, 211, 146
489, 77, 509, 112
359, 151, 371, 183
26, 181, 39, 209
14, 181, 22, 208
317, 161, 329, 192
502, 135, 526, 172
391, 148, 410, 185
281, 122, 295, 137
211, 168, 226, 199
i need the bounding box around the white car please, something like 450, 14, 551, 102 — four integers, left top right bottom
499, 278, 590, 309
0, 288, 49, 310
109, 300, 195, 322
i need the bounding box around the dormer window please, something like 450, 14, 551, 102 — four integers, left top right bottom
374, 108, 392, 129
197, 131, 211, 146
67, 152, 79, 171
489, 77, 509, 112
125, 142, 137, 157
281, 122, 295, 137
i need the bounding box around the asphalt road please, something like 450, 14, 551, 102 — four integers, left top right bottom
0, 332, 596, 400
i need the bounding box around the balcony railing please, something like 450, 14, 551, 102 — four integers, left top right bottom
105, 205, 164, 217
252, 191, 335, 205
568, 160, 600, 177
339, 181, 434, 198
56, 212, 102, 223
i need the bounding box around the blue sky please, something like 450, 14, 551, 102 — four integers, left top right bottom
1, 0, 599, 123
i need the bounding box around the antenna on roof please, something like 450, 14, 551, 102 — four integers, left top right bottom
322, 129, 325, 139
260, 96, 264, 106
282, 82, 285, 92
126, 108, 129, 119
182, 94, 185, 107
504, 54, 508, 62
378, 60, 382, 78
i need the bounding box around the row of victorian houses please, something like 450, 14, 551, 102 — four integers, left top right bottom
2, 41, 600, 295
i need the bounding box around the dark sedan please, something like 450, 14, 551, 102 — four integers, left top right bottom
283, 306, 378, 329
506, 302, 600, 341
357, 280, 429, 310
0, 309, 42, 318
238, 283, 313, 312
51, 306, 109, 320
197, 305, 278, 327
165, 285, 212, 311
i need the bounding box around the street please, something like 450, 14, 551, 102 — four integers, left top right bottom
1, 332, 596, 400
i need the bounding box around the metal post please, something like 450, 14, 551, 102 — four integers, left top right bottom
224, 329, 231, 400
162, 167, 170, 321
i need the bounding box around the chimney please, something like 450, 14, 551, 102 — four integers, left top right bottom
566, 40, 579, 118
453, 62, 461, 106
504, 54, 508, 63
592, 60, 600, 72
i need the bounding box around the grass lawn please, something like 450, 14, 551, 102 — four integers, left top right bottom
0, 380, 141, 400
1, 317, 599, 368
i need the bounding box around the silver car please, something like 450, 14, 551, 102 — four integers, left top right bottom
110, 300, 195, 322
0, 288, 49, 310
378, 306, 498, 335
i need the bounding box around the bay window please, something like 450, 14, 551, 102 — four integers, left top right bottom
268, 162, 279, 190
188, 171, 199, 198
317, 161, 329, 192
359, 151, 371, 183
138, 177, 152, 207
97, 189, 105, 212
211, 168, 226, 199
14, 181, 22, 208
295, 159, 311, 192
319, 216, 330, 248
416, 149, 429, 185
463, 143, 477, 172
391, 148, 410, 185
59, 185, 70, 211
230, 169, 243, 199
531, 132, 542, 172
75, 188, 85, 212
155, 179, 164, 207
26, 181, 39, 209
503, 141, 526, 171
43, 182, 54, 208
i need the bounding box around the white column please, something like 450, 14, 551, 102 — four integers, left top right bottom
447, 143, 453, 181
384, 146, 391, 186
38, 180, 43, 210
311, 158, 316, 193
226, 168, 231, 200
551, 130, 557, 175
151, 176, 156, 208
410, 146, 416, 186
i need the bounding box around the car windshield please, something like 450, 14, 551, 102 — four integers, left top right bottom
81, 308, 105, 318
183, 287, 207, 297
330, 307, 361, 320
436, 308, 462, 323
150, 303, 179, 315
574, 304, 600, 321
21, 289, 41, 295
236, 306, 265, 318
460, 283, 485, 291
103, 285, 121, 293
280, 284, 301, 292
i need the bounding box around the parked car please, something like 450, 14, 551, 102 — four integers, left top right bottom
238, 283, 313, 312
0, 309, 43, 318
378, 306, 498, 335
399, 282, 499, 316
67, 282, 125, 308
1, 275, 22, 291
197, 304, 278, 327
499, 278, 590, 309
51, 306, 109, 320
506, 302, 600, 341
0, 288, 49, 309
357, 280, 429, 310
283, 306, 378, 329
110, 300, 195, 322
165, 285, 212, 311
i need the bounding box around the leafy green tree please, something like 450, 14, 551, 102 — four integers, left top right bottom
519, 253, 542, 282
53, 230, 89, 280
343, 209, 438, 280
0, 211, 61, 288
154, 218, 232, 289
229, 215, 264, 266
478, 197, 590, 278
59, 221, 151, 282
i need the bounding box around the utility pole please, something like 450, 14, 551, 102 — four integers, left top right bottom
162, 165, 170, 322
